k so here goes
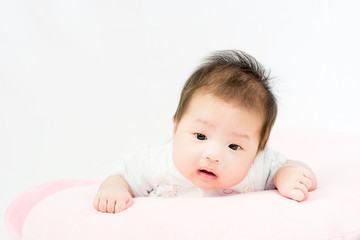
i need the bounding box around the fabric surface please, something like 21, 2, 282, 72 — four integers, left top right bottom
5, 179, 96, 240
5, 129, 360, 240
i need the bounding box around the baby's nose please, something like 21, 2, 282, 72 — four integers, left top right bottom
203, 148, 223, 164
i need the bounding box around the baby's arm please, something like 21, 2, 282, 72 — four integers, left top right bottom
274, 160, 317, 202
93, 175, 134, 213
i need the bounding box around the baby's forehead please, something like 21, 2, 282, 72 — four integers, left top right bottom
188, 92, 265, 124
191, 90, 265, 117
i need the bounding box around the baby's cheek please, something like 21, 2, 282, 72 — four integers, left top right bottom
173, 152, 195, 179
221, 169, 246, 187
225, 162, 250, 185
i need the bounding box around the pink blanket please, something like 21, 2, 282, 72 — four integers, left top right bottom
5, 129, 360, 239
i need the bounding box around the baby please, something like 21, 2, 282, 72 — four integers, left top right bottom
94, 50, 317, 213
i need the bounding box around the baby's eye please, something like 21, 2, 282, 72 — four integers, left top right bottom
195, 133, 207, 140
229, 144, 241, 151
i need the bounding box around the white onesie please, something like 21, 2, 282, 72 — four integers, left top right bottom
116, 140, 287, 198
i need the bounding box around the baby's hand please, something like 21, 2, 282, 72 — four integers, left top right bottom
274, 165, 314, 202
93, 184, 134, 213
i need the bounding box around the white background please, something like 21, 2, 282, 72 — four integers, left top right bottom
1, 0, 360, 238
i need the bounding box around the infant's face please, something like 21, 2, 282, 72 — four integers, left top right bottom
173, 92, 263, 190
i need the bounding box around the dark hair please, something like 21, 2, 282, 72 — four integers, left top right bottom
173, 50, 277, 151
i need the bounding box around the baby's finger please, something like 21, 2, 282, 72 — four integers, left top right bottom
114, 197, 134, 213
107, 199, 116, 213
300, 176, 312, 190
114, 200, 125, 213
303, 192, 309, 201
296, 181, 309, 195
125, 197, 134, 210
93, 196, 100, 211
302, 168, 313, 180
99, 198, 108, 213
289, 189, 305, 202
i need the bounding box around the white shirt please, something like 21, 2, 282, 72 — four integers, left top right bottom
116, 140, 287, 198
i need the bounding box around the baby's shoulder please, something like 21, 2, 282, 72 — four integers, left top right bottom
148, 140, 172, 160
253, 145, 287, 169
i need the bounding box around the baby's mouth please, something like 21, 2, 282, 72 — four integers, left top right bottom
198, 168, 217, 179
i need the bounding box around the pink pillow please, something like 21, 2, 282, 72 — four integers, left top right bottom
5, 129, 360, 239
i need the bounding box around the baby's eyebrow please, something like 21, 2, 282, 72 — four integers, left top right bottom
195, 118, 215, 128
231, 131, 250, 140
195, 118, 250, 140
